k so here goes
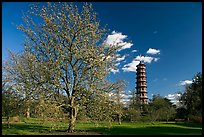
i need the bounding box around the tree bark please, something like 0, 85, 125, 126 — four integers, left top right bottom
6, 115, 10, 128
26, 107, 30, 118
68, 96, 78, 133
118, 114, 121, 125
68, 107, 78, 133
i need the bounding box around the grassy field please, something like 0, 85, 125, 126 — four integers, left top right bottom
2, 117, 202, 135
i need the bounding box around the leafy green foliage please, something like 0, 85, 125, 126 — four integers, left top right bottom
3, 2, 126, 133
147, 95, 176, 122
125, 90, 142, 122
179, 72, 202, 122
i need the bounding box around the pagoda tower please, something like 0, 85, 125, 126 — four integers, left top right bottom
136, 61, 148, 111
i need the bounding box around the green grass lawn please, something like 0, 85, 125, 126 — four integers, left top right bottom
2, 118, 202, 135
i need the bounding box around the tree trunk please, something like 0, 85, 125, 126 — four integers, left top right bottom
130, 114, 133, 122
166, 118, 169, 123
26, 107, 30, 118
118, 114, 121, 125
26, 95, 30, 118
6, 115, 10, 128
68, 107, 78, 133
41, 112, 45, 123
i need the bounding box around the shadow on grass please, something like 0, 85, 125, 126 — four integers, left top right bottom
87, 125, 202, 135
2, 123, 52, 135
163, 122, 202, 128
2, 123, 99, 135
48, 129, 102, 135
2, 122, 202, 135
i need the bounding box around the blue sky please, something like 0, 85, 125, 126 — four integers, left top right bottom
2, 2, 202, 103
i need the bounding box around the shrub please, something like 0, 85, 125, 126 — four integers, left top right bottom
9, 116, 20, 123
189, 115, 202, 123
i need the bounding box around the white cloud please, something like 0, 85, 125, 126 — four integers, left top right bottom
154, 58, 160, 62
102, 54, 126, 64
102, 55, 117, 62
127, 90, 132, 94
115, 62, 120, 66
105, 31, 126, 45
179, 80, 193, 86
110, 68, 119, 74
122, 55, 159, 72
146, 48, 160, 55
122, 60, 140, 72
105, 31, 133, 51
108, 91, 133, 106
132, 50, 138, 53
135, 55, 154, 63
116, 55, 126, 62
118, 42, 133, 51
165, 93, 182, 105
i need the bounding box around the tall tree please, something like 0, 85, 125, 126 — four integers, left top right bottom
14, 2, 126, 132
2, 70, 24, 127
125, 89, 142, 122
180, 72, 202, 121
148, 95, 176, 122
109, 80, 126, 125
3, 51, 58, 118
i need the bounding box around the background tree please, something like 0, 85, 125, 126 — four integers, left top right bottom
3, 51, 61, 119
162, 98, 176, 122
78, 80, 126, 126
10, 2, 126, 132
175, 107, 188, 119
179, 72, 202, 122
125, 89, 142, 122
147, 94, 176, 122
2, 76, 24, 127
109, 80, 126, 125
